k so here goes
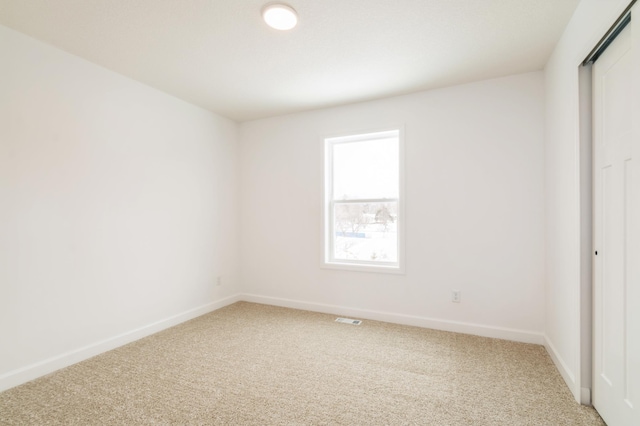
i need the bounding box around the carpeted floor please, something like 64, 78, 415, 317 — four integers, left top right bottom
0, 302, 604, 425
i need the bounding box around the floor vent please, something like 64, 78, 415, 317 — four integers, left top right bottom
335, 317, 362, 325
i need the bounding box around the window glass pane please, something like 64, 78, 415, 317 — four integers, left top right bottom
333, 201, 398, 263
332, 137, 398, 200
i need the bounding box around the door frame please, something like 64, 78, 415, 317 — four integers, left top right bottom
578, 63, 594, 406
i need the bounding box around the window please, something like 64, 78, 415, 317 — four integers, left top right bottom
323, 129, 403, 272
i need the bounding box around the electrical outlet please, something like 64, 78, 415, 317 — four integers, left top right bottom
216, 276, 223, 286
452, 290, 461, 303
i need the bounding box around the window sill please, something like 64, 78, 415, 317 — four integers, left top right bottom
322, 261, 405, 275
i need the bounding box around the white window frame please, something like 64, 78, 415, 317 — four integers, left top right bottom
322, 127, 405, 274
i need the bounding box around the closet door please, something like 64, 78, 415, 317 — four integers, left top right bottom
592, 7, 640, 425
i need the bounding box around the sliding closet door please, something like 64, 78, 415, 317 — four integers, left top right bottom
592, 6, 640, 425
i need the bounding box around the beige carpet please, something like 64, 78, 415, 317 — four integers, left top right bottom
1, 302, 604, 425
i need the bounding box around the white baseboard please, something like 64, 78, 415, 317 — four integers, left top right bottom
0, 294, 242, 392
0, 293, 547, 393
241, 294, 545, 345
543, 334, 580, 402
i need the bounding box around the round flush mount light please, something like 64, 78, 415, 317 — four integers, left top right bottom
262, 3, 298, 30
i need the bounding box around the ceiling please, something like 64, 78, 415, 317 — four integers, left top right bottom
0, 0, 580, 122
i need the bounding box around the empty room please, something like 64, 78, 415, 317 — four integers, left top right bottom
1, 0, 639, 425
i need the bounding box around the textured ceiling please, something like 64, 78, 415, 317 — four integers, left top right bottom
0, 0, 580, 122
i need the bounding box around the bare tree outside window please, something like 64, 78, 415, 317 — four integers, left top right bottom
374, 203, 396, 232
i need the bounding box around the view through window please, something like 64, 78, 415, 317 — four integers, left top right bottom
324, 129, 401, 270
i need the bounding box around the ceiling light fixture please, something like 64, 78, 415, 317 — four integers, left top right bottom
262, 3, 298, 30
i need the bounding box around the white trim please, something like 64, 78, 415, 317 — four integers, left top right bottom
321, 261, 405, 275
322, 126, 406, 273
1, 293, 547, 393
543, 334, 577, 394
397, 124, 406, 273
578, 63, 595, 406
1, 293, 549, 393
242, 294, 544, 344
0, 294, 242, 392
570, 66, 584, 404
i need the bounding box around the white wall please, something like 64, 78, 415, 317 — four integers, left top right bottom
0, 25, 240, 391
240, 72, 545, 343
543, 0, 633, 403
